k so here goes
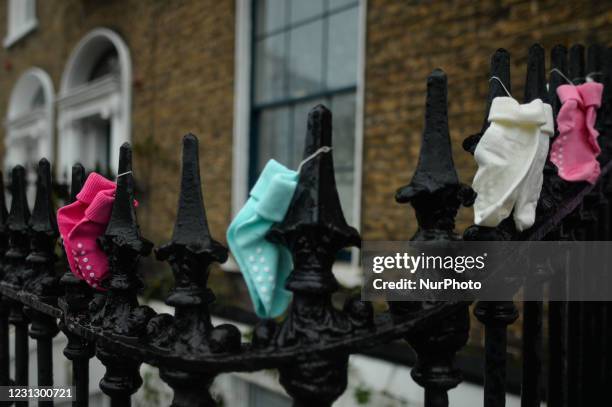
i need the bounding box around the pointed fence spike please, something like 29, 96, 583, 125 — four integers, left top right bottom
464, 49, 511, 153
4, 165, 31, 286
524, 44, 548, 103
587, 44, 604, 77
569, 44, 585, 84
69, 164, 86, 204
396, 69, 471, 240
29, 158, 57, 235
397, 68, 458, 203
161, 133, 227, 260
104, 143, 148, 253
7, 165, 30, 232
549, 45, 568, 118
267, 104, 359, 248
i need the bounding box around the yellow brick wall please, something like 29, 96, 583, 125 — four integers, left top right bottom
362, 0, 612, 241
0, 0, 235, 246
0, 0, 611, 249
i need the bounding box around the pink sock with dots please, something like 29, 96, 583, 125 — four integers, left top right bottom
550, 82, 603, 184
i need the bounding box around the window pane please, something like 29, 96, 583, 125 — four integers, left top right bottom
256, 0, 286, 35
257, 107, 291, 172
329, 0, 359, 11
336, 170, 355, 225
288, 20, 323, 98
330, 93, 356, 170
290, 0, 324, 24
331, 93, 356, 224
254, 34, 286, 104
327, 7, 359, 88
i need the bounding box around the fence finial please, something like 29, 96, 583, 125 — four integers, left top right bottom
103, 143, 151, 254
29, 158, 57, 236
3, 165, 31, 287
525, 44, 548, 103
569, 44, 586, 84
396, 69, 473, 240
164, 133, 227, 260
69, 163, 85, 204
396, 69, 458, 202
464, 49, 511, 154
7, 166, 30, 233
587, 44, 604, 76
267, 104, 360, 251
549, 45, 568, 118
24, 158, 60, 298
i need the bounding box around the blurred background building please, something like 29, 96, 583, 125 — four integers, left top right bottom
0, 0, 610, 405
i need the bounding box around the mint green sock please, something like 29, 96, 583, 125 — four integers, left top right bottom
227, 160, 298, 318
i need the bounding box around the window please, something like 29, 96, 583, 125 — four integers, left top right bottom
250, 0, 361, 224
4, 0, 37, 48
57, 28, 132, 178
5, 68, 54, 205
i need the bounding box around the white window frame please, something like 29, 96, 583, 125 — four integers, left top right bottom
57, 28, 132, 177
4, 67, 54, 206
231, 0, 367, 279
3, 0, 38, 48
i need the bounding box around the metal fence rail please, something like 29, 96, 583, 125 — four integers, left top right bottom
0, 43, 611, 407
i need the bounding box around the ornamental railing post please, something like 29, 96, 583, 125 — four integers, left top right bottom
392, 69, 474, 407
58, 163, 95, 407
91, 144, 155, 407
151, 134, 234, 407
4, 166, 32, 407
266, 105, 367, 407
21, 159, 61, 407
539, 45, 568, 214
546, 45, 569, 407
463, 49, 518, 407
520, 44, 549, 407
565, 44, 587, 407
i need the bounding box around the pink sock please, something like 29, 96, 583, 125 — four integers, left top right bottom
550, 82, 603, 184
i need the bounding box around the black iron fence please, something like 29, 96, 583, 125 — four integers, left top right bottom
0, 43, 611, 407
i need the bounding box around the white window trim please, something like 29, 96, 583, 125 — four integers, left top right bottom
57, 28, 132, 176
3, 0, 38, 48
57, 76, 122, 124
231, 0, 367, 277
4, 67, 54, 164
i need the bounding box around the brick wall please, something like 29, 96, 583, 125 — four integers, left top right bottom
0, 0, 235, 246
362, 0, 612, 241
1, 0, 611, 249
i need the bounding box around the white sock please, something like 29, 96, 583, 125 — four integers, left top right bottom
513, 103, 553, 231
473, 97, 550, 229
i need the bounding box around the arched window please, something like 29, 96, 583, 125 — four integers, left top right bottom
5, 67, 54, 202
57, 28, 132, 177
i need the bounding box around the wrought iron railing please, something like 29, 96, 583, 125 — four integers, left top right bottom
0, 43, 611, 407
